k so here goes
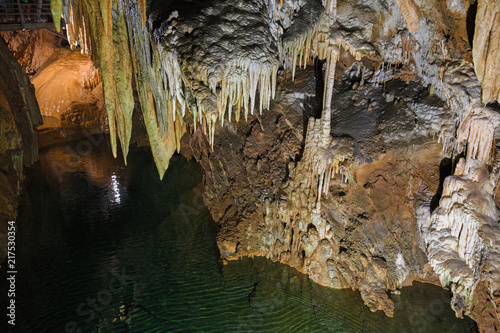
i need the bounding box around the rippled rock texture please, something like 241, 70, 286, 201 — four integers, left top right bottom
473, 0, 500, 103
0, 38, 42, 262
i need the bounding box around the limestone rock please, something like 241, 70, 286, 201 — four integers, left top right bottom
473, 0, 500, 103
395, 0, 421, 32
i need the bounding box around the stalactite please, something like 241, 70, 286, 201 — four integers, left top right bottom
51, 0, 336, 176
282, 1, 329, 80
50, 0, 63, 32
97, 0, 119, 158
112, 0, 135, 163
123, 0, 188, 177
141, 83, 186, 179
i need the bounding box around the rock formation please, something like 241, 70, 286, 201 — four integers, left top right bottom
473, 0, 500, 104
0, 29, 64, 76
31, 49, 104, 131
1, 0, 495, 330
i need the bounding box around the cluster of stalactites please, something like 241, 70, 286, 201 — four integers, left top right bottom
59, 0, 136, 163
193, 0, 336, 146
189, 60, 279, 146
52, 0, 185, 178
126, 1, 186, 176
283, 15, 329, 80
198, 0, 339, 145
50, 0, 341, 176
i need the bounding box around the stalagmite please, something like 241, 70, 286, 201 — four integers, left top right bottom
420, 62, 500, 323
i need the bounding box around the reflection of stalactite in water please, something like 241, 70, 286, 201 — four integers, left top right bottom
248, 281, 259, 303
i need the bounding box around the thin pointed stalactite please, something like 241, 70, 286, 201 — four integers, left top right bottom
282, 1, 329, 80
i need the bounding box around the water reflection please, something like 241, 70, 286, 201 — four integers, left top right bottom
110, 173, 122, 205
1, 138, 478, 332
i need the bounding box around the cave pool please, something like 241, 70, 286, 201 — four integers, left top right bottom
1, 136, 478, 333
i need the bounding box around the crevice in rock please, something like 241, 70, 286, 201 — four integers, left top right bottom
466, 1, 477, 49
430, 157, 452, 213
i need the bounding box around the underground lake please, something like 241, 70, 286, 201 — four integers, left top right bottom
0, 136, 478, 332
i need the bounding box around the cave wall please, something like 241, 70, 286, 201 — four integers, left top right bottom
1, 30, 110, 147
0, 29, 64, 76
182, 0, 500, 331
0, 37, 42, 262
189, 65, 449, 316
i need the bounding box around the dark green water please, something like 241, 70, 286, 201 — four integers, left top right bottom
1, 136, 478, 332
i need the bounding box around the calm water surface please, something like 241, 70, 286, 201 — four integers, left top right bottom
1, 136, 478, 332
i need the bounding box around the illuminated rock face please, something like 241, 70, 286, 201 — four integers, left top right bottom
0, 30, 64, 76
31, 49, 104, 132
